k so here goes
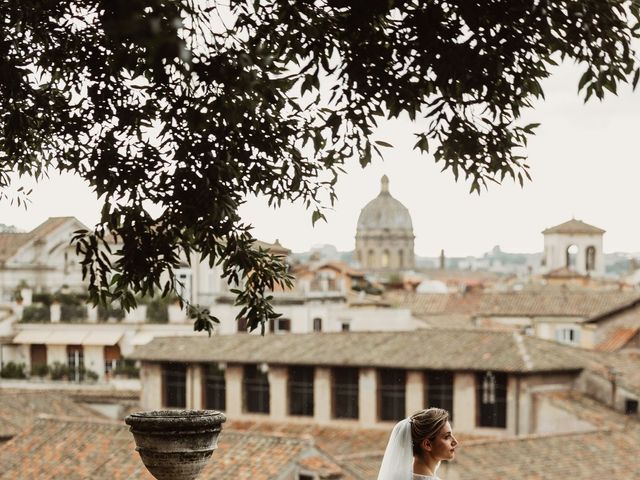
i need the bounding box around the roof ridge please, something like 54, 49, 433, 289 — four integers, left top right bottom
461, 427, 611, 447
35, 413, 125, 427
225, 428, 315, 444
513, 332, 534, 371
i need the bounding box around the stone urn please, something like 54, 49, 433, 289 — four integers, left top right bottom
125, 410, 226, 480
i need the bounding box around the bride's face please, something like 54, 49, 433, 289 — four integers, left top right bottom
426, 421, 458, 461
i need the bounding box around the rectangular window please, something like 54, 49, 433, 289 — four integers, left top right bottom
476, 371, 507, 428
204, 364, 226, 411
30, 344, 47, 367
313, 318, 322, 332
332, 367, 359, 419
341, 322, 350, 332
104, 345, 122, 375
288, 366, 314, 416
270, 318, 291, 333
244, 364, 270, 414
555, 327, 580, 345
426, 371, 454, 421
378, 369, 406, 421
625, 399, 638, 415
67, 345, 84, 382
163, 363, 187, 408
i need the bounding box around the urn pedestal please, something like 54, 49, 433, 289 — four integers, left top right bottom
125, 410, 226, 480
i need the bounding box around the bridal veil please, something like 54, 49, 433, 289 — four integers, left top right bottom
377, 418, 413, 480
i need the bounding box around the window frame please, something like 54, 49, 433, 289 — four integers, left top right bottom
332, 367, 359, 419
243, 364, 270, 414
378, 369, 406, 421
312, 317, 322, 332
288, 366, 315, 417
163, 363, 187, 409
426, 370, 454, 421
203, 363, 226, 411
476, 371, 507, 428
67, 345, 84, 382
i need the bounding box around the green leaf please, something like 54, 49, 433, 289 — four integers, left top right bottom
311, 210, 325, 226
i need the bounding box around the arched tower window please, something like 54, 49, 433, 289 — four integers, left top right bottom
381, 249, 390, 268
398, 249, 404, 268
566, 244, 578, 269
585, 246, 596, 272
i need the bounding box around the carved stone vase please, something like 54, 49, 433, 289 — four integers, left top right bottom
125, 410, 226, 480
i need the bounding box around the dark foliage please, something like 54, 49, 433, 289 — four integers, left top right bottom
1, 1, 638, 333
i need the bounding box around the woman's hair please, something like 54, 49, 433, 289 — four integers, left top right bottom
409, 408, 450, 456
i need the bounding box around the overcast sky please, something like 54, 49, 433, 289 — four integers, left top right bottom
3, 62, 640, 257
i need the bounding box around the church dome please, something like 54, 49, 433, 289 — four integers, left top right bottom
356, 175, 413, 232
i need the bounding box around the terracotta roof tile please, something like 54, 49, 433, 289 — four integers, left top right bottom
386, 290, 640, 319
130, 330, 587, 373
596, 327, 639, 352
542, 218, 606, 235
0, 416, 349, 479
344, 425, 640, 480
0, 390, 103, 440
439, 427, 640, 479
0, 232, 30, 264
0, 217, 84, 265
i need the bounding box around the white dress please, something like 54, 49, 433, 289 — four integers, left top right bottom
412, 475, 440, 480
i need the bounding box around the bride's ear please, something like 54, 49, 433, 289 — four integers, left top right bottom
421, 438, 432, 452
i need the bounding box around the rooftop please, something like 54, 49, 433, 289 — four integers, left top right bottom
386, 290, 640, 319
542, 218, 606, 235
0, 389, 103, 440
130, 329, 587, 373
0, 217, 82, 265
439, 426, 640, 479
0, 416, 352, 479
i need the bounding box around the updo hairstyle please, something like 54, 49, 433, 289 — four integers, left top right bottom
409, 408, 449, 456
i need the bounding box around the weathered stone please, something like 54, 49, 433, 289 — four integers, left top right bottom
125, 410, 226, 480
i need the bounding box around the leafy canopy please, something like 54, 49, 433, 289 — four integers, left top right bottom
1, 0, 639, 333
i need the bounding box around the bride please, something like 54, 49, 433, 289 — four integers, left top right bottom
377, 408, 458, 480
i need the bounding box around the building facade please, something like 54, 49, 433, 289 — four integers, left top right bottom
131, 330, 600, 438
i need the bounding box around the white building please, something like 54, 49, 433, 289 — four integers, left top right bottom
0, 217, 89, 301
542, 219, 605, 276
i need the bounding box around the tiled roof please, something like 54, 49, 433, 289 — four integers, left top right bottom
293, 261, 365, 278
227, 419, 482, 468
0, 217, 82, 265
531, 390, 636, 431
547, 347, 640, 396
0, 232, 30, 264
386, 290, 640, 318
542, 218, 606, 235
588, 350, 640, 396
130, 330, 587, 373
228, 420, 392, 459
596, 327, 639, 352
0, 390, 102, 440
438, 427, 640, 479
253, 238, 291, 256
344, 424, 640, 480
0, 416, 350, 479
